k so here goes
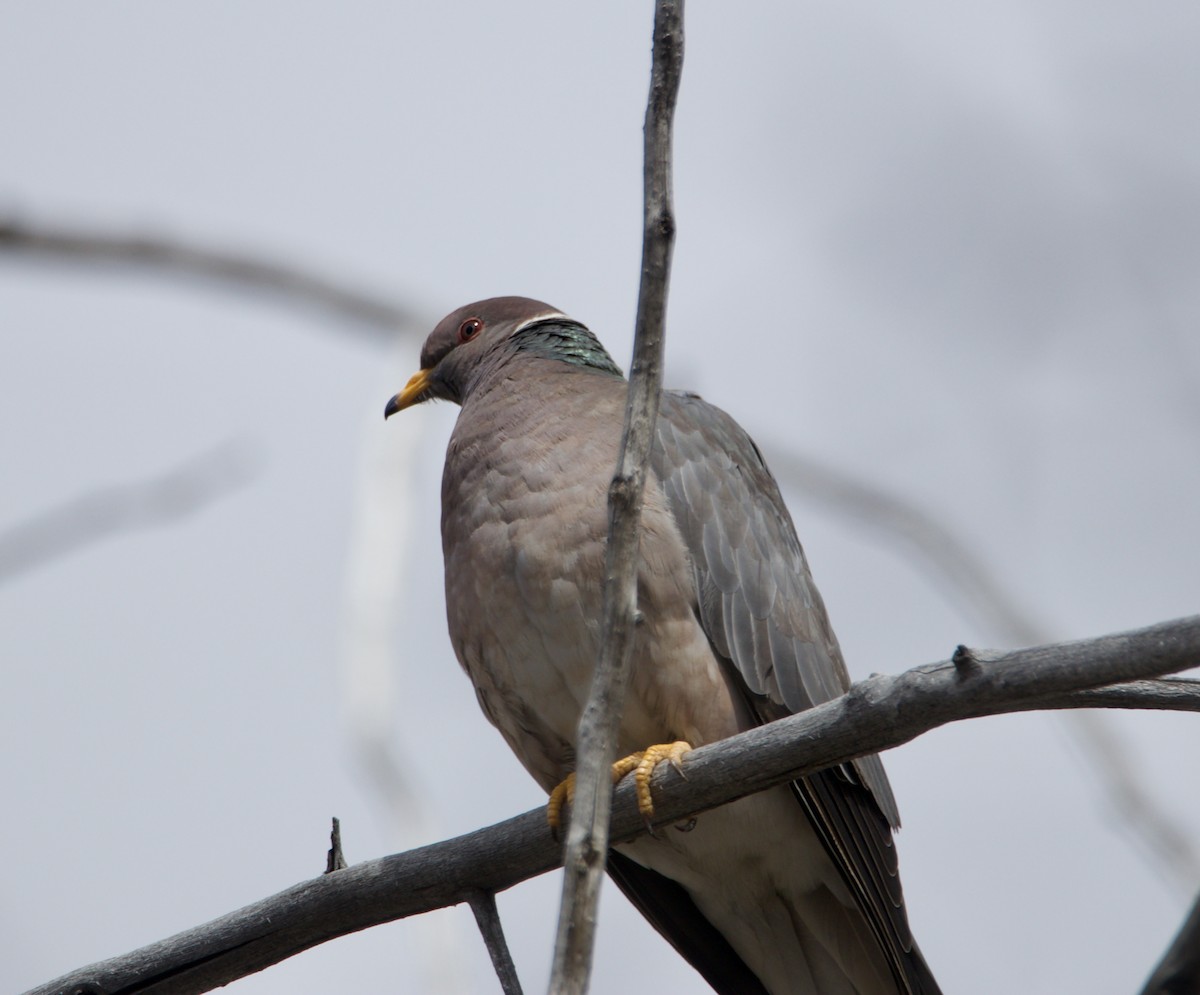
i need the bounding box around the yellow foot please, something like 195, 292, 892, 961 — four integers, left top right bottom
546, 741, 693, 833
547, 772, 577, 835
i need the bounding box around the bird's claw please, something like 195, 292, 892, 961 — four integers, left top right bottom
614, 740, 693, 823
545, 740, 694, 836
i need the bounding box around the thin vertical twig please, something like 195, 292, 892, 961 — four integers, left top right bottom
325, 818, 348, 873
547, 3, 684, 993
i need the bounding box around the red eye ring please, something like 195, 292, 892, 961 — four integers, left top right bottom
458, 318, 484, 343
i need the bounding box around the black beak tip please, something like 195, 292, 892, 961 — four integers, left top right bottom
384, 396, 401, 420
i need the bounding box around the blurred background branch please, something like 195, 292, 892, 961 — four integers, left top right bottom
0, 215, 418, 340
0, 439, 262, 585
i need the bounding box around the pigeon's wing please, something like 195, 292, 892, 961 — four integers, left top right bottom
652, 389, 939, 994
653, 391, 894, 805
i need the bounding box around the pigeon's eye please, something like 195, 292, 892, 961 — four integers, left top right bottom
458, 318, 484, 343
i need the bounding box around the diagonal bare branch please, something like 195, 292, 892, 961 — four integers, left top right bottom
25, 613, 1200, 995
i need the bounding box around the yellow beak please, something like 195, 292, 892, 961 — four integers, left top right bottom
384, 368, 433, 419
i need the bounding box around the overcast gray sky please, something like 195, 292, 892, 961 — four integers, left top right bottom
3, 3, 1199, 993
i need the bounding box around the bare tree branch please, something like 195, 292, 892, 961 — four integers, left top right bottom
548, 3, 683, 993
0, 440, 262, 586
24, 614, 1200, 995
1140, 889, 1200, 995
1035, 677, 1200, 712
0, 215, 419, 340
468, 891, 524, 995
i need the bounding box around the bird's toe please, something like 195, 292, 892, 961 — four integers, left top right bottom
617, 741, 693, 821
546, 772, 577, 835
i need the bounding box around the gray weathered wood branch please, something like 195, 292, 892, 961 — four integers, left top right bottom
469, 891, 524, 995
547, 3, 683, 994
25, 614, 1200, 995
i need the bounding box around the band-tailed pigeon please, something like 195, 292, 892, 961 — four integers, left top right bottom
385, 297, 940, 995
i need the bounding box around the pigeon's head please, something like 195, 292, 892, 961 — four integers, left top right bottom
384, 296, 568, 416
